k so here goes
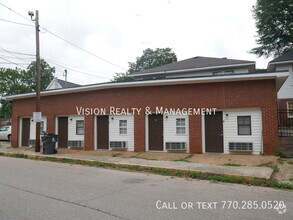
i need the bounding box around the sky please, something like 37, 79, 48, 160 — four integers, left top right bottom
0, 0, 271, 85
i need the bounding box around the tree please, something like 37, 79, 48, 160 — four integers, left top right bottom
0, 60, 55, 118
113, 48, 177, 81
23, 59, 55, 91
250, 0, 293, 58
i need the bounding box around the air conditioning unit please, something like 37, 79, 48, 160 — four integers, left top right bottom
110, 141, 127, 150
166, 142, 186, 150
229, 142, 253, 151
68, 140, 84, 147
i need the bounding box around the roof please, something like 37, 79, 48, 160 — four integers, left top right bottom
269, 50, 293, 63
4, 71, 289, 101
131, 56, 255, 75
56, 79, 80, 88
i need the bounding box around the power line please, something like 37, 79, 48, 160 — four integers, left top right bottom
0, 54, 34, 60
0, 57, 27, 68
0, 2, 127, 71
0, 46, 32, 64
0, 48, 35, 56
47, 60, 111, 80
44, 57, 113, 77
0, 18, 34, 27
0, 2, 33, 23
44, 30, 127, 71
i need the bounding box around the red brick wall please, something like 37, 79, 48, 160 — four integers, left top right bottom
11, 79, 278, 154
278, 98, 293, 109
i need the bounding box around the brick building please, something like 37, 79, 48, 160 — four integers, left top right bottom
5, 56, 289, 155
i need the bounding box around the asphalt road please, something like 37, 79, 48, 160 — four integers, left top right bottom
0, 157, 292, 220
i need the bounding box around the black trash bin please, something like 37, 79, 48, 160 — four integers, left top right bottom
42, 132, 58, 154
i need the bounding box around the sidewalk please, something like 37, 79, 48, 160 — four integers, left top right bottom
0, 146, 273, 180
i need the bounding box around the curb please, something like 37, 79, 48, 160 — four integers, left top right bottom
0, 151, 265, 181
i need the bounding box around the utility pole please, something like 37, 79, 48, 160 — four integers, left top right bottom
29, 10, 41, 152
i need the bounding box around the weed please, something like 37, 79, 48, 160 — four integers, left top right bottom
223, 163, 242, 166
10, 153, 27, 158
257, 161, 273, 167
173, 154, 194, 162
273, 167, 280, 173
112, 153, 122, 157
275, 150, 286, 158
288, 162, 293, 165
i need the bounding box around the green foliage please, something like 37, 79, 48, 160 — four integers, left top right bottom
112, 47, 177, 82
112, 72, 134, 82
223, 163, 242, 166
23, 59, 55, 91
257, 161, 273, 167
250, 0, 293, 57
0, 60, 55, 118
275, 150, 286, 158
288, 162, 293, 165
273, 167, 280, 173
112, 153, 122, 157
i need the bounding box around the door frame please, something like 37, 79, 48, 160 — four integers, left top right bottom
95, 115, 109, 150
55, 115, 69, 149
146, 114, 164, 152
203, 111, 224, 153
19, 117, 31, 147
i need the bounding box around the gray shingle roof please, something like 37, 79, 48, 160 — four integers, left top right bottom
57, 79, 80, 88
131, 56, 255, 75
269, 50, 293, 63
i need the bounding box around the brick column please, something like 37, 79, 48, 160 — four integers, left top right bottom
189, 115, 202, 153
11, 116, 19, 147
134, 114, 145, 152
84, 114, 94, 151
262, 107, 278, 154
46, 114, 55, 134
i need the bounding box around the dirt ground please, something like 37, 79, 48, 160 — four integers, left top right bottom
56, 148, 279, 166
274, 159, 293, 182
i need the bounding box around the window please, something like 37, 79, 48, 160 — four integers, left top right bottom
176, 118, 186, 134
40, 121, 44, 133
119, 120, 127, 134
288, 101, 293, 118
237, 116, 251, 135
0, 126, 9, 131
76, 120, 84, 135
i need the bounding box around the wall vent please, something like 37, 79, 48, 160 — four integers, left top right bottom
166, 142, 186, 150
229, 142, 253, 151
110, 141, 127, 148
68, 140, 84, 147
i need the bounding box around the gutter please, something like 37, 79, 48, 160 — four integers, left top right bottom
3, 71, 289, 100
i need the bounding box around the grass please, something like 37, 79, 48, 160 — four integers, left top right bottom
257, 161, 273, 167
173, 154, 194, 162
112, 153, 122, 157
288, 162, 293, 165
273, 167, 280, 173
2, 152, 293, 190
223, 163, 242, 166
289, 178, 293, 181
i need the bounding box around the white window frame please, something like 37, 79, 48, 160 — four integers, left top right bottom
287, 101, 293, 118
119, 120, 127, 134
76, 120, 84, 135
176, 118, 186, 135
